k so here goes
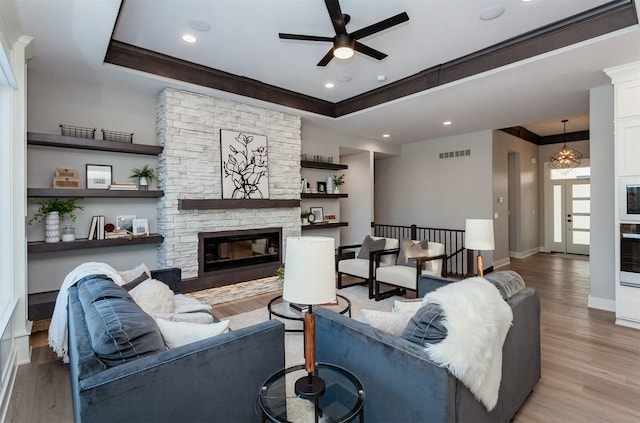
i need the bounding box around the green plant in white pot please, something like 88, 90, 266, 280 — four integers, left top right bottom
29, 198, 84, 243
130, 165, 157, 190
332, 174, 345, 194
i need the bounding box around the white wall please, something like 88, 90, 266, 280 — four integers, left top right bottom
493, 130, 540, 262
374, 130, 495, 263
340, 151, 373, 245
588, 84, 616, 309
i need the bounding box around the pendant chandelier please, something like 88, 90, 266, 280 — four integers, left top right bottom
549, 119, 583, 170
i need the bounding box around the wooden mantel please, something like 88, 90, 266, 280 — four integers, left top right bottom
178, 198, 300, 210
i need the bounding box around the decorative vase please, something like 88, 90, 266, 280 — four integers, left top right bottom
139, 177, 148, 190
334, 187, 340, 194
326, 176, 333, 193
302, 217, 309, 225
45, 211, 60, 243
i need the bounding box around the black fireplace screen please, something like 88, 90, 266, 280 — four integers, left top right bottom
201, 229, 281, 273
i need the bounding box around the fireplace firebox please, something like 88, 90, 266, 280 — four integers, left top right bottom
197, 228, 282, 289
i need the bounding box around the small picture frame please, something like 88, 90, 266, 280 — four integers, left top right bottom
310, 206, 324, 223
317, 181, 326, 193
132, 218, 149, 236
86, 164, 112, 189
116, 215, 136, 232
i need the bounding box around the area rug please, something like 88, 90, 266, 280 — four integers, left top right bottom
225, 285, 404, 366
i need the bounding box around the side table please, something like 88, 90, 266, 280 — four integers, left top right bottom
267, 294, 351, 332
259, 362, 365, 423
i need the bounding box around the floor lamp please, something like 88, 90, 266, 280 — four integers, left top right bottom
282, 236, 336, 399
465, 219, 495, 277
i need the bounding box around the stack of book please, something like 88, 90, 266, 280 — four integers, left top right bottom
88, 216, 105, 240
109, 181, 138, 190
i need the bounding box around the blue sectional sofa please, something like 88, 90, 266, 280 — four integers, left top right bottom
314, 285, 541, 422
67, 268, 285, 422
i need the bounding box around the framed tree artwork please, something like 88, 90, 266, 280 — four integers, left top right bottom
220, 129, 269, 199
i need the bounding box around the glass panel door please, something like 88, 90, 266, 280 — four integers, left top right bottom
566, 180, 590, 255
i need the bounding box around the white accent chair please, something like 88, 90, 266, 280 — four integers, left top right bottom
374, 241, 447, 301
337, 236, 400, 299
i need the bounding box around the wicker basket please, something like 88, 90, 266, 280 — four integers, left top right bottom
102, 129, 133, 143
60, 124, 96, 139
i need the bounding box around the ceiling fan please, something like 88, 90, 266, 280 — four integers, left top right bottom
278, 0, 409, 66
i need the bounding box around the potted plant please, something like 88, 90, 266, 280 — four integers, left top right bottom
29, 198, 84, 243
332, 174, 345, 194
301, 210, 311, 225
275, 267, 285, 282
130, 164, 157, 190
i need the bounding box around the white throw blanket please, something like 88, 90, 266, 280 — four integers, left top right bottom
423, 277, 513, 411
48, 262, 125, 363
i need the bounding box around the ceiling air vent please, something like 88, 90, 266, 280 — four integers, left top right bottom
439, 150, 471, 159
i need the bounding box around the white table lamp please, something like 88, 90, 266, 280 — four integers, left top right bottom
465, 219, 495, 277
282, 236, 336, 399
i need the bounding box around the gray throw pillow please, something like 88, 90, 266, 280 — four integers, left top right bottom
396, 239, 429, 268
357, 235, 386, 260
402, 303, 448, 346
484, 270, 526, 300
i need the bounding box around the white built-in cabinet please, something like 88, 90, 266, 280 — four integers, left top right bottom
606, 61, 640, 329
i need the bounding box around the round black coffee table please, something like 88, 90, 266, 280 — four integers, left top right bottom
259, 362, 365, 423
267, 294, 351, 332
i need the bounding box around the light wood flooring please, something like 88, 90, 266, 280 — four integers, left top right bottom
7, 253, 640, 422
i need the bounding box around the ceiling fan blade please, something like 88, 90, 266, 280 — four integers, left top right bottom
353, 41, 387, 60
351, 12, 409, 40
325, 0, 347, 35
317, 48, 335, 66
279, 33, 334, 42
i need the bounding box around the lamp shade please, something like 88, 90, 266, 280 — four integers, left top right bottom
465, 219, 495, 251
282, 236, 336, 305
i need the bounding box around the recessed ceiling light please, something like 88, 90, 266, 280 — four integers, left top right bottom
479, 5, 505, 21
325, 82, 335, 88
382, 134, 390, 138
337, 75, 352, 82
188, 20, 211, 32
377, 75, 387, 82
443, 121, 452, 126
182, 34, 197, 43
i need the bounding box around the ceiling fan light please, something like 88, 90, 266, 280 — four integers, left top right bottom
334, 46, 354, 59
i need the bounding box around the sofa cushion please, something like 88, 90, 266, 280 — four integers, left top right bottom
77, 274, 132, 307
396, 239, 429, 268
402, 303, 448, 346
357, 235, 386, 259
83, 296, 166, 367
156, 318, 230, 349
360, 309, 414, 336
485, 270, 526, 300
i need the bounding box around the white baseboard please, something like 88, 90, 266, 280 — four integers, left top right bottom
615, 318, 640, 330
587, 295, 616, 312
494, 257, 511, 269
509, 247, 540, 259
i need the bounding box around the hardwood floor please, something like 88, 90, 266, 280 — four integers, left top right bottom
7, 253, 640, 422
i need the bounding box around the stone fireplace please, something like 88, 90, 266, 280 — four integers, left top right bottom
156, 88, 301, 299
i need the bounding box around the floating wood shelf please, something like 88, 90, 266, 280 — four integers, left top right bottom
302, 222, 348, 230
301, 193, 348, 199
27, 132, 163, 155
178, 199, 300, 210
27, 188, 164, 198
300, 160, 348, 170
28, 234, 164, 253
